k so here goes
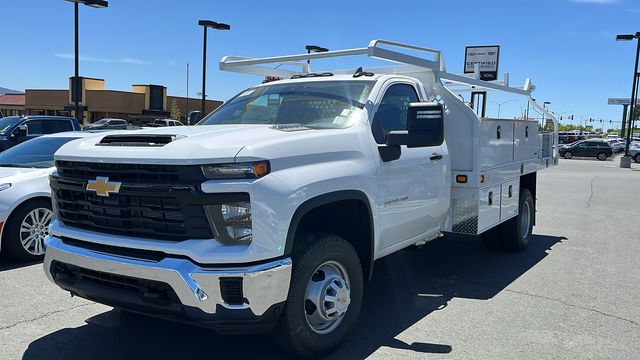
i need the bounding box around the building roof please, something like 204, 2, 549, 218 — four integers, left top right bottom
0, 94, 26, 106
0, 87, 24, 95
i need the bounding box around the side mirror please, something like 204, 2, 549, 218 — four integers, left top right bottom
385, 102, 444, 148
12, 124, 27, 139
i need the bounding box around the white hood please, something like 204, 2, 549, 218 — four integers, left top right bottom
0, 167, 50, 183
54, 125, 318, 164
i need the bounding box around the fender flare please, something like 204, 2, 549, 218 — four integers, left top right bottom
284, 190, 375, 280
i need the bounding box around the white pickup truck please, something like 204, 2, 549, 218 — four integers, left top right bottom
44, 40, 558, 358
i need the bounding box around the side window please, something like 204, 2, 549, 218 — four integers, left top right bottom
26, 120, 43, 135
372, 84, 420, 144
44, 120, 73, 134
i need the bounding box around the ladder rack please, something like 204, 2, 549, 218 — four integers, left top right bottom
219, 39, 558, 124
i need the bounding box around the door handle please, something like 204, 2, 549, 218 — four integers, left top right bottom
430, 153, 443, 161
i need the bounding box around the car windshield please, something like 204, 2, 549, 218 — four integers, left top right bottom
199, 80, 375, 129
0, 136, 80, 168
93, 119, 108, 125
0, 116, 22, 133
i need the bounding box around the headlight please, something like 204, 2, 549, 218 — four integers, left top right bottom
201, 161, 270, 180
205, 200, 252, 245
0, 183, 11, 192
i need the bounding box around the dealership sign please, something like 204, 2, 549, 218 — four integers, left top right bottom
464, 45, 500, 81
608, 98, 640, 105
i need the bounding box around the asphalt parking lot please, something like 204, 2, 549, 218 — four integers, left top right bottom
1, 158, 639, 360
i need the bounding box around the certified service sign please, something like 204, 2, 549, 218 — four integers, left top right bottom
464, 45, 500, 81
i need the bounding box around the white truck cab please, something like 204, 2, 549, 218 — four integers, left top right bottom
43, 40, 558, 358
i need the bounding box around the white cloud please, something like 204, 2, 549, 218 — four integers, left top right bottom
120, 57, 149, 65
55, 53, 114, 63
55, 53, 149, 65
570, 0, 620, 4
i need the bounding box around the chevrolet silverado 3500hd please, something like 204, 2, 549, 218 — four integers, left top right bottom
43, 40, 558, 358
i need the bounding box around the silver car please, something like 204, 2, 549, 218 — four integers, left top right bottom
0, 132, 104, 261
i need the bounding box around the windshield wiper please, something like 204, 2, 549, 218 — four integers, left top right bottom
0, 163, 33, 168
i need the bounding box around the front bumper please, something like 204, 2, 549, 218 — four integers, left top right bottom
44, 235, 292, 332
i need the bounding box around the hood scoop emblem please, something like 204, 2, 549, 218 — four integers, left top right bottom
97, 134, 185, 147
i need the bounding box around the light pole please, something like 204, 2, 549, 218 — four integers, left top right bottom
616, 32, 640, 168
65, 0, 108, 125
542, 101, 551, 130
305, 45, 329, 65
198, 20, 230, 117
490, 99, 517, 118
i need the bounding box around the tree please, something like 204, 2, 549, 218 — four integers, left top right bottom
170, 99, 182, 120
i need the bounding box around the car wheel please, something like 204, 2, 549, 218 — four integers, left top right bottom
563, 151, 573, 159
597, 152, 607, 161
499, 189, 534, 251
634, 154, 640, 164
273, 234, 363, 358
1, 198, 52, 262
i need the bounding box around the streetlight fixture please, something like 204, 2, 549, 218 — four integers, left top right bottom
198, 20, 230, 117
305, 45, 329, 65
65, 0, 108, 125
490, 99, 517, 118
616, 32, 640, 168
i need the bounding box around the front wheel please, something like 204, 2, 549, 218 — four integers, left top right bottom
597, 152, 608, 161
1, 199, 53, 262
273, 234, 363, 358
563, 151, 573, 159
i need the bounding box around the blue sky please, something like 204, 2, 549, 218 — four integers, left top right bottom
1, 0, 639, 129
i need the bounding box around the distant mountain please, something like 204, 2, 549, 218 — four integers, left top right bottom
0, 87, 24, 95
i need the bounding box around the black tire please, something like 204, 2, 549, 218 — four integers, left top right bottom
563, 151, 573, 159
499, 189, 534, 251
597, 152, 607, 161
1, 198, 52, 262
272, 234, 363, 359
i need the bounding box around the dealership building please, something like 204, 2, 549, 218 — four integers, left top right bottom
0, 78, 222, 125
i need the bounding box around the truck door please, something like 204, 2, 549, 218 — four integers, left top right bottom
372, 82, 448, 250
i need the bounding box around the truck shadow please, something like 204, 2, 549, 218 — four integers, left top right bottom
22, 233, 564, 360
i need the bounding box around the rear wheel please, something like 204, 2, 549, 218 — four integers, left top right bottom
273, 234, 363, 358
563, 151, 573, 159
499, 189, 534, 251
1, 199, 52, 262
597, 152, 608, 161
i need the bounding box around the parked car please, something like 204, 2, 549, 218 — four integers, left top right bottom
630, 144, 640, 163
146, 119, 184, 127
558, 139, 613, 160
0, 116, 81, 152
0, 132, 103, 261
84, 118, 129, 130
606, 139, 624, 153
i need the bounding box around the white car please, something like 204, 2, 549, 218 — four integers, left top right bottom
0, 132, 104, 261
606, 139, 624, 153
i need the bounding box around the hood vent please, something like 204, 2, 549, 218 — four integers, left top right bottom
97, 134, 185, 147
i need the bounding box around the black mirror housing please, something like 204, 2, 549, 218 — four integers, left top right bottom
385, 102, 444, 148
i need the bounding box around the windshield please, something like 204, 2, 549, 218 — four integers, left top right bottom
0, 116, 22, 133
0, 136, 80, 168
199, 80, 375, 129
92, 119, 108, 125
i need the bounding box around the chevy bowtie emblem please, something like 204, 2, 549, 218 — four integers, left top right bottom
86, 176, 121, 197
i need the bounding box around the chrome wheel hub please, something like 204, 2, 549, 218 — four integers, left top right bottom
20, 208, 53, 256
304, 261, 351, 334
